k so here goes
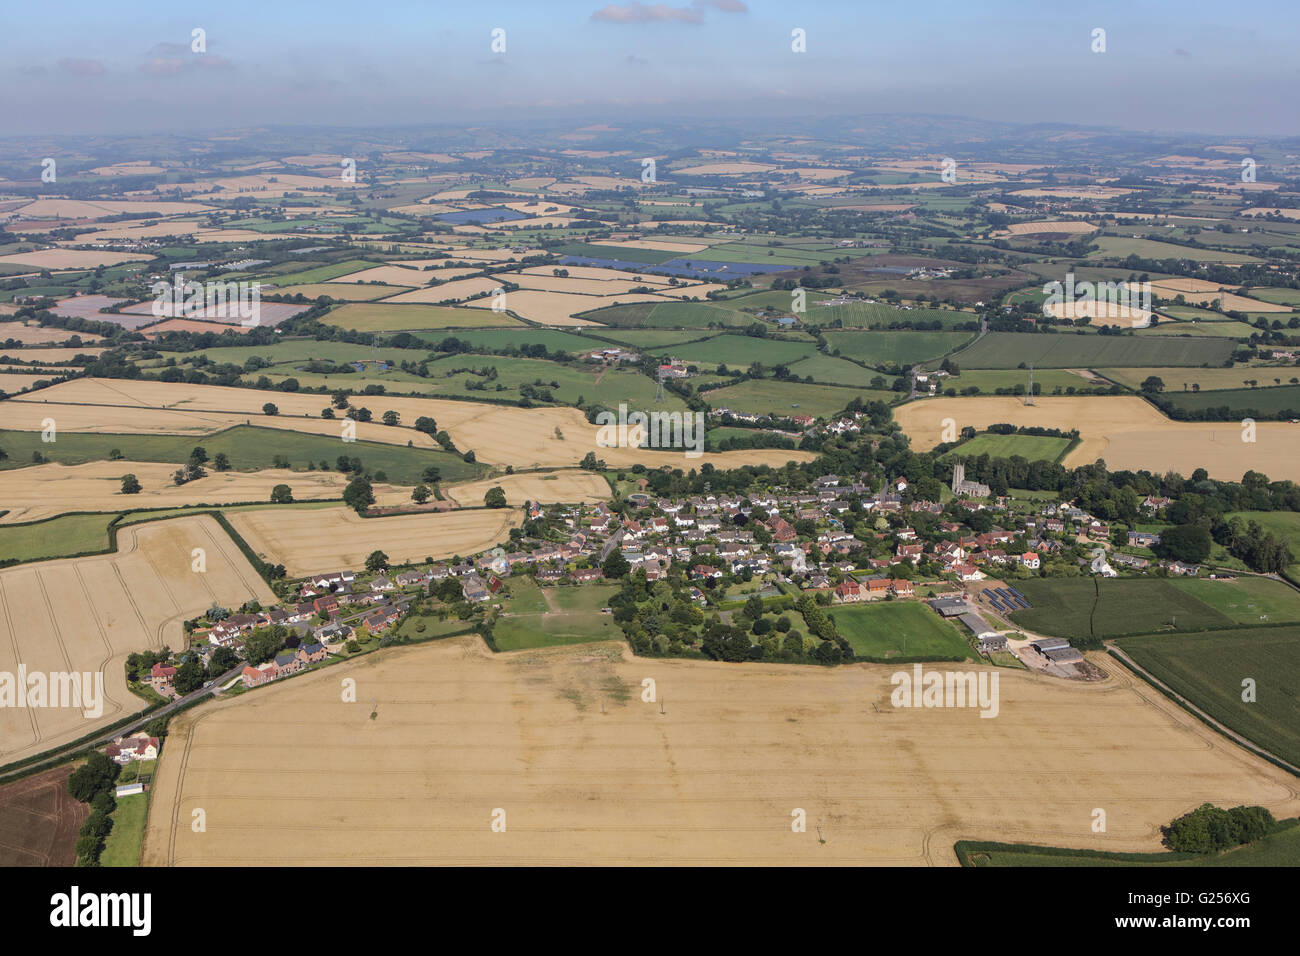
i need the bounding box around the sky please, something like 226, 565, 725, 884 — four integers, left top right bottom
2, 0, 1297, 138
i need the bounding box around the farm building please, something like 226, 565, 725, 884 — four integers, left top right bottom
958, 612, 1000, 643
1031, 636, 1084, 664
928, 596, 970, 617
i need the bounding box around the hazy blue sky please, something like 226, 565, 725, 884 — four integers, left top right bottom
3, 0, 1297, 137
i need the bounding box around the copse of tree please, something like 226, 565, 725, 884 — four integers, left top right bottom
174, 657, 205, 694
68, 751, 120, 804
120, 474, 141, 494
343, 475, 375, 514
602, 551, 630, 579
1153, 523, 1212, 563
269, 483, 293, 504
484, 486, 507, 508
1163, 803, 1275, 854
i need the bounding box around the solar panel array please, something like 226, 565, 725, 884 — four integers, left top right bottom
980, 586, 1031, 611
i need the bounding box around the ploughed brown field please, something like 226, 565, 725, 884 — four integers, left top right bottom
142, 638, 1300, 866
0, 516, 274, 765
0, 765, 90, 866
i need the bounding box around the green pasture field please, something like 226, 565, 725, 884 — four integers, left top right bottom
419, 353, 684, 410
689, 242, 843, 267
1088, 236, 1262, 264
587, 328, 715, 348
1142, 319, 1258, 338
940, 368, 1095, 392
956, 820, 1300, 867
100, 793, 149, 867
1249, 287, 1300, 306
139, 338, 393, 368
580, 301, 750, 328
1098, 367, 1300, 391
824, 330, 974, 366
656, 333, 819, 368
1155, 305, 1241, 322
250, 259, 379, 285
1021, 263, 1161, 284
809, 303, 972, 330
1116, 626, 1300, 768
1171, 576, 1300, 625
704, 426, 799, 450
322, 303, 522, 332
942, 432, 1071, 462
1157, 384, 1300, 417
700, 379, 892, 418
417, 327, 603, 353
1009, 578, 1235, 641
785, 353, 901, 388
1225, 511, 1300, 579
0, 425, 483, 485
492, 580, 621, 651
719, 289, 835, 310
826, 601, 974, 660
0, 512, 117, 563
950, 331, 1233, 369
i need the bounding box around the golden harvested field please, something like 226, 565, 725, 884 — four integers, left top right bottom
896, 395, 1300, 481
0, 398, 444, 449
443, 471, 610, 508
503, 273, 673, 296
0, 249, 148, 270
7, 379, 815, 470
0, 323, 101, 345
0, 516, 273, 766
675, 161, 775, 175
587, 238, 711, 254
1000, 220, 1097, 236
1042, 298, 1152, 328
382, 277, 503, 304
1010, 186, 1134, 199
0, 461, 411, 524
141, 639, 1300, 866
1147, 279, 1290, 312
1242, 207, 1300, 220
14, 199, 214, 219
0, 374, 57, 393
466, 289, 667, 326
226, 505, 523, 576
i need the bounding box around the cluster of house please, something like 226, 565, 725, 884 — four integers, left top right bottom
239, 641, 329, 689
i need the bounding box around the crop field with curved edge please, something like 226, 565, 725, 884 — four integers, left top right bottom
0, 516, 274, 767
142, 638, 1300, 866
894, 395, 1300, 482
4, 378, 816, 470
225, 505, 524, 577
